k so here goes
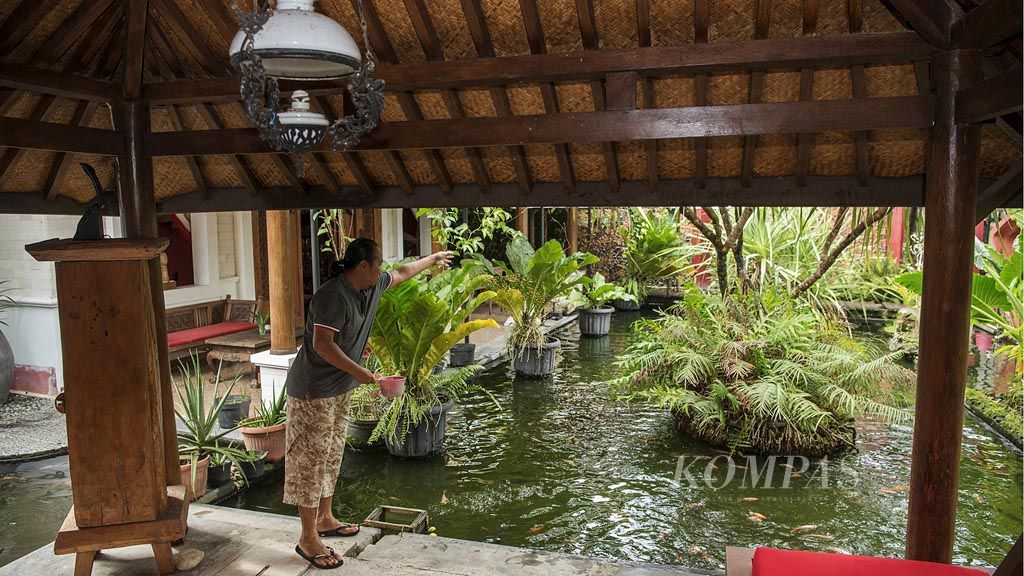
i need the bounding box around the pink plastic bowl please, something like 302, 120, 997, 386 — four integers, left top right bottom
378, 376, 406, 398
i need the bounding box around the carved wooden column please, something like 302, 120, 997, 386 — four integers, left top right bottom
267, 210, 298, 355
567, 208, 578, 253
905, 49, 982, 564
516, 207, 529, 242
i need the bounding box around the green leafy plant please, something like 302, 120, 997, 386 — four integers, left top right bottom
416, 208, 514, 256
566, 272, 634, 310
174, 354, 250, 486
490, 236, 599, 358
620, 208, 693, 302
613, 286, 914, 455
251, 310, 270, 336
896, 232, 1023, 367
313, 208, 351, 261
368, 276, 500, 444
240, 382, 287, 428
423, 258, 497, 325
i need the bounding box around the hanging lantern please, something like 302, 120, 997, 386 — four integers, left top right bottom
231, 0, 385, 176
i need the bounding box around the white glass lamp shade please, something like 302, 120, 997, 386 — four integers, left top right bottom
230, 0, 361, 80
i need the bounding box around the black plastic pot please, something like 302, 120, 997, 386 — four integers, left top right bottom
347, 419, 384, 450
239, 451, 267, 482
206, 462, 232, 489
217, 395, 251, 430
514, 338, 560, 377
448, 342, 476, 367
613, 298, 641, 311
578, 306, 614, 337
385, 400, 455, 459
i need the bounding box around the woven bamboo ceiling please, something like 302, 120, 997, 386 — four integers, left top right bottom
0, 0, 1020, 214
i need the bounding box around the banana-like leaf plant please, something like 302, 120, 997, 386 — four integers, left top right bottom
620, 208, 693, 302
368, 276, 500, 443
566, 272, 634, 310
490, 235, 599, 358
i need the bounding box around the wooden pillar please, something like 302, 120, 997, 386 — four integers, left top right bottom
888, 207, 905, 263
115, 98, 177, 491
371, 209, 383, 246
251, 212, 270, 306
905, 49, 982, 564
267, 210, 298, 355
567, 208, 578, 253
516, 207, 529, 243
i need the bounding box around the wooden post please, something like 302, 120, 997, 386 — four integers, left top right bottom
115, 98, 177, 491
905, 49, 982, 564
372, 209, 383, 246
516, 207, 529, 243
267, 210, 297, 355
567, 208, 578, 253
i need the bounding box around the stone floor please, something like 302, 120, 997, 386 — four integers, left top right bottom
0, 394, 66, 463
0, 504, 712, 576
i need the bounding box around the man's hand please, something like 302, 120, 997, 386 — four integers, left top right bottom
354, 366, 377, 385
432, 251, 454, 272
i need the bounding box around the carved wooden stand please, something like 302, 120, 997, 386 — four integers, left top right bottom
26, 238, 188, 576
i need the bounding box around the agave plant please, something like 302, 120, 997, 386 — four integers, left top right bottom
613, 286, 913, 456
175, 354, 250, 485
565, 272, 634, 310
490, 235, 599, 358
368, 276, 500, 443
620, 208, 693, 302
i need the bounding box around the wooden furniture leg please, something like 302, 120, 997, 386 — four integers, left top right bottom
152, 543, 174, 575
74, 551, 97, 576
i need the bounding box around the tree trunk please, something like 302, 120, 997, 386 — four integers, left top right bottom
716, 251, 729, 296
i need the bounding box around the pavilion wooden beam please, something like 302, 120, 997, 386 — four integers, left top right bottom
193, 103, 260, 196
951, 0, 1023, 50
0, 118, 124, 155
637, 0, 657, 194
849, 0, 870, 187
44, 102, 100, 201
795, 0, 818, 188
152, 175, 991, 214
906, 48, 983, 565
358, 0, 446, 196
141, 32, 936, 104
884, 0, 960, 49
694, 0, 709, 190
311, 96, 374, 196
0, 0, 63, 54
955, 66, 1023, 124
741, 0, 772, 188
576, 0, 621, 194
164, 106, 209, 199
976, 161, 1023, 222
37, 0, 118, 64
0, 61, 122, 101
147, 96, 934, 156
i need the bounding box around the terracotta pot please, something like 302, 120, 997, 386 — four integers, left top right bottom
239, 422, 287, 463
179, 455, 210, 502
379, 376, 406, 398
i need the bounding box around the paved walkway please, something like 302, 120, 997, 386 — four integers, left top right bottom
0, 505, 712, 575
0, 394, 66, 463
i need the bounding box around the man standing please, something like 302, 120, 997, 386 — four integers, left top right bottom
285, 238, 452, 569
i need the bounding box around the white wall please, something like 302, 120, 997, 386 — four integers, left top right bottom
218, 213, 236, 279
380, 208, 404, 263
0, 214, 79, 392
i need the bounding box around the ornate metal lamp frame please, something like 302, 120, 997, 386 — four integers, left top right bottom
231, 0, 385, 176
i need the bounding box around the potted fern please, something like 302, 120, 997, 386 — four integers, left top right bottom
491, 236, 598, 377
175, 355, 249, 500
566, 272, 634, 337
368, 278, 499, 458
347, 382, 386, 450
238, 384, 287, 462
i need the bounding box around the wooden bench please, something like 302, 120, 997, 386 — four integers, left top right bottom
165, 296, 258, 361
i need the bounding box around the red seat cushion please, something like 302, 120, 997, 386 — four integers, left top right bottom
167, 322, 256, 348
753, 548, 989, 576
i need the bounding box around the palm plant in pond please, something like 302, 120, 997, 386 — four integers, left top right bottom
566, 272, 634, 337
423, 258, 497, 366
619, 208, 693, 308
368, 277, 499, 458
490, 235, 598, 376
613, 286, 914, 456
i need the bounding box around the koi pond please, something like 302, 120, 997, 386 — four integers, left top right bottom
0, 312, 1020, 570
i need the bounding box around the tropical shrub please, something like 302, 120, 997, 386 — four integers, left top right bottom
423, 257, 496, 325
613, 287, 914, 455
490, 236, 598, 358
620, 208, 692, 302
965, 383, 1023, 448
368, 277, 500, 443
565, 272, 633, 310
416, 207, 514, 256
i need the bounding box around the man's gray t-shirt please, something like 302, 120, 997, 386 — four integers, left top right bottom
285, 271, 392, 399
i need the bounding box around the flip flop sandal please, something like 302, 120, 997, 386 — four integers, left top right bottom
294, 545, 343, 569
318, 523, 361, 537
